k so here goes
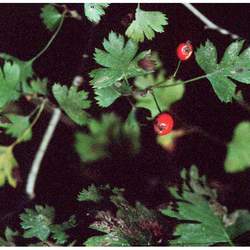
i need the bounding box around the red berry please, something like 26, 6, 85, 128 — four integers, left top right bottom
176, 41, 193, 61
154, 113, 174, 136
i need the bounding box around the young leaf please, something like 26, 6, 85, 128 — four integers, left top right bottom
52, 84, 91, 125
0, 146, 18, 187
224, 121, 250, 173
134, 72, 184, 117
0, 61, 21, 108
0, 114, 32, 141
126, 6, 168, 42
84, 3, 109, 24
77, 184, 103, 203
40, 4, 63, 31
90, 31, 149, 89
20, 205, 55, 241
161, 166, 241, 246
195, 40, 250, 102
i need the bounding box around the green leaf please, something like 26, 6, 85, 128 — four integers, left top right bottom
161, 166, 234, 246
90, 31, 149, 89
50, 216, 76, 245
0, 146, 18, 187
0, 61, 21, 108
20, 205, 55, 241
0, 114, 32, 141
134, 72, 184, 117
40, 4, 63, 31
52, 84, 91, 125
84, 3, 109, 24
23, 77, 48, 96
74, 112, 140, 163
0, 53, 33, 86
94, 86, 121, 107
126, 6, 168, 42
224, 121, 250, 173
195, 40, 250, 102
77, 184, 103, 202
84, 234, 130, 246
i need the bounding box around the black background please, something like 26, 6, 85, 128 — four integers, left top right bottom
0, 3, 250, 243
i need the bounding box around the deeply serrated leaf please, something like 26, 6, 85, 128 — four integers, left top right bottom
126, 7, 168, 42
90, 31, 148, 89
94, 86, 121, 107
0, 146, 18, 187
161, 166, 233, 246
78, 184, 103, 202
20, 205, 55, 241
195, 40, 250, 102
40, 4, 62, 31
224, 121, 250, 173
0, 114, 31, 141
52, 84, 91, 125
84, 3, 109, 24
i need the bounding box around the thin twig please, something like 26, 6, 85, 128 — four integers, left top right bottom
183, 3, 240, 40
25, 108, 61, 199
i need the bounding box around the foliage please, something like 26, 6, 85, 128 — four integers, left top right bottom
161, 166, 250, 246
20, 205, 76, 244
78, 184, 103, 202
52, 84, 91, 125
84, 3, 109, 24
90, 31, 150, 107
0, 146, 18, 187
224, 121, 250, 173
81, 185, 163, 246
74, 112, 140, 163
134, 71, 184, 117
126, 6, 168, 42
23, 77, 48, 96
40, 4, 63, 31
0, 114, 31, 141
0, 62, 21, 109
0, 53, 33, 87
195, 40, 250, 102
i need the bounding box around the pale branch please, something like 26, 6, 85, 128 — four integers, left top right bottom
25, 107, 61, 199
183, 3, 240, 40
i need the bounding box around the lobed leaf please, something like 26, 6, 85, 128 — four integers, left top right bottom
126, 6, 168, 42
52, 84, 91, 125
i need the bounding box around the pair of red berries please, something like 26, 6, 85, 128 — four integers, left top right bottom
153, 42, 193, 136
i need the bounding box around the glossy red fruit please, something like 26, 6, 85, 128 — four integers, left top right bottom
176, 41, 193, 61
154, 113, 174, 136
